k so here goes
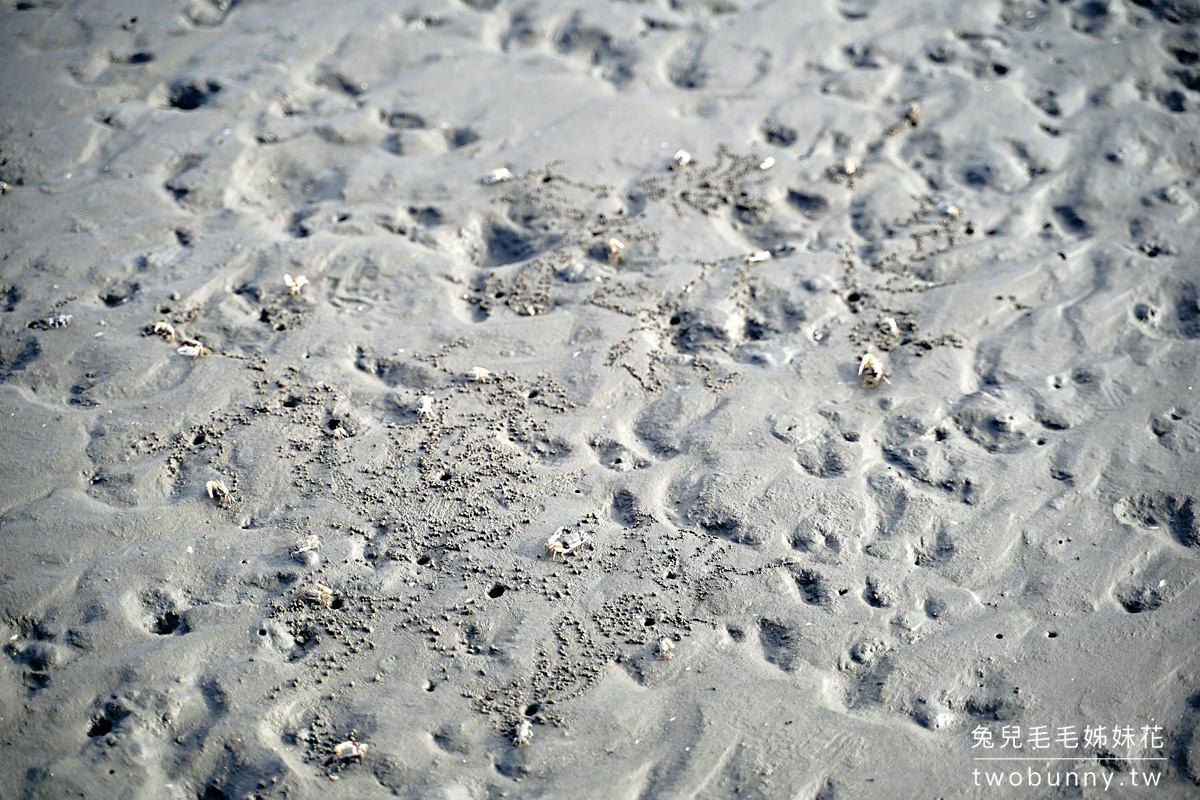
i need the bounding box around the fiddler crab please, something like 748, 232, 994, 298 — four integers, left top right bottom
331, 740, 368, 761
482, 167, 514, 185
936, 201, 962, 220
178, 339, 211, 358
292, 535, 320, 557
463, 366, 494, 383
656, 638, 675, 661
415, 395, 435, 421
672, 149, 692, 168
298, 583, 334, 607
205, 479, 232, 507
858, 353, 890, 388
544, 526, 593, 561
148, 321, 177, 342
605, 237, 625, 264
284, 273, 309, 295
513, 719, 533, 747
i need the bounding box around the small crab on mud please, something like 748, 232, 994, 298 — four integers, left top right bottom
297, 583, 335, 607
544, 526, 594, 560
178, 339, 211, 358
463, 366, 494, 383
291, 535, 320, 556
284, 273, 309, 295
858, 352, 890, 388
205, 479, 232, 507
147, 320, 177, 341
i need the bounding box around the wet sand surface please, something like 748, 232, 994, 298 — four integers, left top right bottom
2, 0, 1200, 797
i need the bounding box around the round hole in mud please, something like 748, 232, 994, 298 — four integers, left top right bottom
330, 597, 345, 610
328, 419, 341, 430
258, 628, 267, 636
1046, 631, 1058, 638
88, 717, 113, 738
416, 555, 431, 566
846, 292, 861, 303
644, 617, 656, 627
488, 584, 506, 599
440, 472, 452, 481
151, 612, 184, 636
424, 680, 436, 692
665, 571, 678, 580
193, 432, 206, 445
528, 390, 539, 399
995, 633, 1004, 639
282, 397, 300, 408
523, 704, 539, 717
669, 315, 681, 325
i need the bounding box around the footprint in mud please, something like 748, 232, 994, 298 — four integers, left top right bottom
5, 623, 67, 694
757, 618, 804, 673
666, 33, 708, 90
555, 13, 638, 89
140, 588, 191, 636
590, 436, 650, 472
1113, 490, 1198, 548
1131, 278, 1200, 340
795, 432, 862, 478
165, 78, 222, 111
1150, 406, 1199, 454
1112, 557, 1195, 613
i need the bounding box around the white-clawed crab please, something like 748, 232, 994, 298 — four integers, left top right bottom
178, 339, 211, 358
292, 535, 320, 557
544, 526, 593, 561
513, 719, 533, 747
415, 395, 435, 421
858, 353, 890, 388
284, 273, 309, 295
936, 201, 962, 220
205, 479, 232, 507
605, 237, 625, 264
463, 366, 494, 383
149, 320, 177, 342
298, 583, 334, 607
332, 740, 368, 761
482, 167, 514, 185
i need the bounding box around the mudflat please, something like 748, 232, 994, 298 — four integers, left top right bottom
2, 0, 1200, 797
